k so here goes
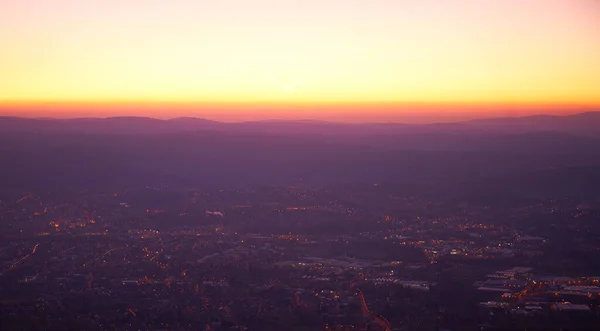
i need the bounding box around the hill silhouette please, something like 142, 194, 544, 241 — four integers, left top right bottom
1, 112, 600, 200
1, 111, 599, 136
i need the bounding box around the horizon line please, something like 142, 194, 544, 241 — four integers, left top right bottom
1, 110, 599, 126
1, 100, 599, 124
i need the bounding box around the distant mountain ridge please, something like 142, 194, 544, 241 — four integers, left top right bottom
1, 112, 600, 195
1, 111, 599, 136
461, 112, 600, 136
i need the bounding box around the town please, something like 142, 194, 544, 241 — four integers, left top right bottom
1, 184, 599, 330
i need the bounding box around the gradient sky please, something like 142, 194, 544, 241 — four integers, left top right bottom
1, 0, 599, 122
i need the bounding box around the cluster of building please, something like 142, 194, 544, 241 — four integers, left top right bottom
2, 187, 600, 330
475, 266, 600, 323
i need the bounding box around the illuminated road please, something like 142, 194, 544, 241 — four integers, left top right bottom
1, 243, 40, 276
80, 247, 123, 269
355, 286, 392, 331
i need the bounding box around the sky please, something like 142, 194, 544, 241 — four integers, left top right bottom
0, 0, 599, 122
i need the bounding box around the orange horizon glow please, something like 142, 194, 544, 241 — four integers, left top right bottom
2, 101, 598, 123
1, 0, 599, 122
